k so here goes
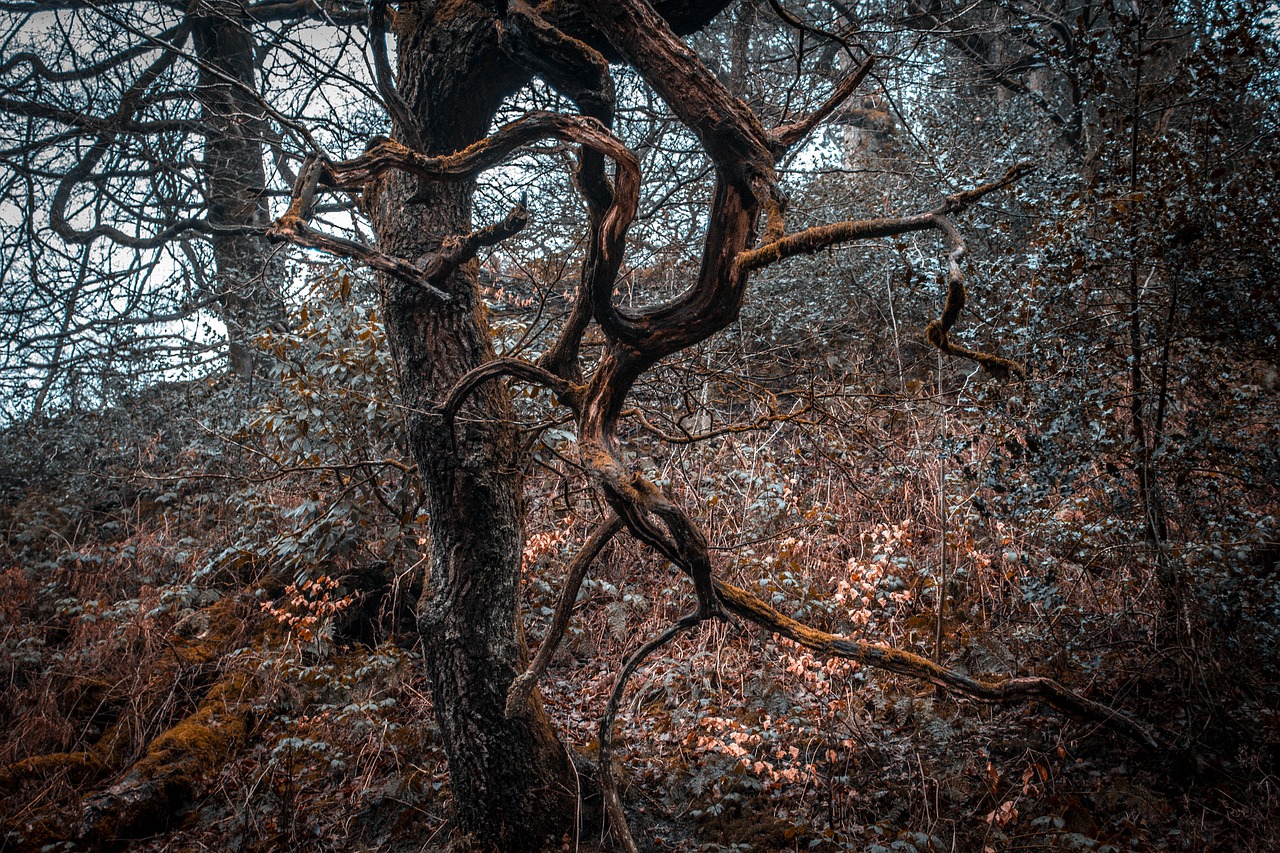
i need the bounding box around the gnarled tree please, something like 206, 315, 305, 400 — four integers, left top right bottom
268, 1, 1152, 849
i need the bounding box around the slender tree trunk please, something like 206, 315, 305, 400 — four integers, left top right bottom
367, 5, 577, 847
192, 4, 284, 380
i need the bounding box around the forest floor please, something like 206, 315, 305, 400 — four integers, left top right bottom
2, 332, 1279, 852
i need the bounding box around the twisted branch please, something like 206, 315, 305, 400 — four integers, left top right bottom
924, 213, 1027, 379
440, 357, 574, 446
269, 112, 640, 312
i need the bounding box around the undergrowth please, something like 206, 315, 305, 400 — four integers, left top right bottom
2, 266, 1278, 851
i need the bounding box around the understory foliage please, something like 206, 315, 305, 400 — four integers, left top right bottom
2, 238, 1278, 849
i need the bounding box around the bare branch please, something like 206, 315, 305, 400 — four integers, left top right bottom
265, 154, 446, 301
939, 161, 1037, 213
0, 20, 189, 84
736, 210, 937, 274
47, 20, 200, 248
312, 112, 635, 194
368, 0, 424, 150
497, 0, 620, 381
764, 0, 863, 50
298, 111, 646, 344
267, 215, 452, 304
440, 357, 574, 438
714, 579, 1158, 748
505, 514, 624, 718
772, 55, 875, 149
626, 399, 815, 445
576, 0, 776, 188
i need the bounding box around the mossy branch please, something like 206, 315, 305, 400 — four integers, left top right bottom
78, 671, 256, 848
714, 578, 1158, 748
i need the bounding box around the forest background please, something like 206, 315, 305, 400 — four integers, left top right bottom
1, 0, 1278, 850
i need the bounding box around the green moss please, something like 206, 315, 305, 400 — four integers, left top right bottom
79, 670, 258, 847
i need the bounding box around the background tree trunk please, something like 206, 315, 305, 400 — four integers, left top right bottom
192, 4, 285, 380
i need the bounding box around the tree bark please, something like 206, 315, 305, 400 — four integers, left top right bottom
362, 5, 739, 844
369, 5, 577, 848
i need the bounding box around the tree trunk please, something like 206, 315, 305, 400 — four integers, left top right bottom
262, 4, 1159, 846
192, 4, 285, 380
361, 2, 740, 844
368, 5, 577, 848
